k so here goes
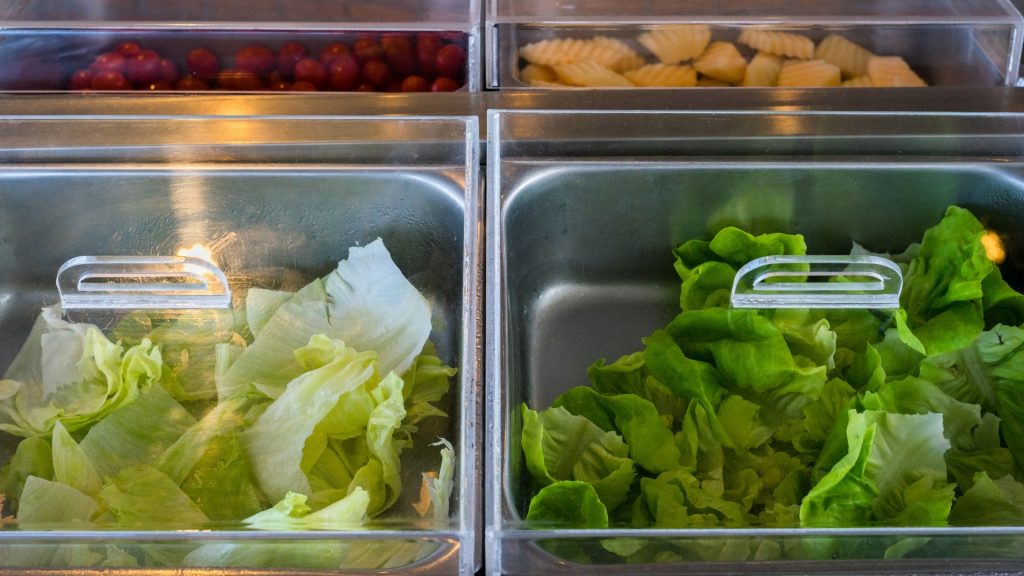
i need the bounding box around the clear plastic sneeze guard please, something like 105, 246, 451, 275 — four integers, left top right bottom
0, 0, 480, 92
487, 109, 1024, 575
0, 115, 481, 575
486, 0, 1024, 88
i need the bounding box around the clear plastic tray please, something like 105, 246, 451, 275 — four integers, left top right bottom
486, 109, 1024, 574
0, 0, 480, 92
486, 0, 1023, 88
0, 115, 481, 574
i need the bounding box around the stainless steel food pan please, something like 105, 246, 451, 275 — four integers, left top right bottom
487, 109, 1024, 575
0, 115, 482, 575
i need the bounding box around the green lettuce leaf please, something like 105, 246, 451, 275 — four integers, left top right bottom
0, 436, 53, 513
667, 308, 827, 419
349, 372, 407, 516
98, 465, 209, 527
241, 335, 377, 502
424, 438, 456, 522
918, 324, 1024, 470
400, 342, 454, 428
0, 307, 163, 437
79, 384, 196, 480
244, 489, 369, 529
179, 434, 263, 522
640, 468, 748, 527
552, 386, 681, 474
901, 206, 993, 354
643, 330, 728, 442
801, 411, 952, 527
16, 475, 97, 527
588, 351, 688, 430
982, 268, 1024, 328
949, 473, 1024, 525
526, 481, 609, 528
51, 421, 102, 496
770, 309, 838, 370
521, 404, 635, 511
945, 413, 1018, 489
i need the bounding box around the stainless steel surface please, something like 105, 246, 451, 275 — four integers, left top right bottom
487, 110, 1024, 574
0, 116, 482, 575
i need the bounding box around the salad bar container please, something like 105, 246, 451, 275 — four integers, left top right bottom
486, 0, 1024, 88
0, 0, 479, 92
487, 109, 1024, 574
0, 115, 481, 574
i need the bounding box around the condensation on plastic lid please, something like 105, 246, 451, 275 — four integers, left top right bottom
730, 255, 903, 310
57, 255, 231, 310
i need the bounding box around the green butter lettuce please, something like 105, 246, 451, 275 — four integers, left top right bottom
521, 404, 636, 511
520, 206, 1024, 564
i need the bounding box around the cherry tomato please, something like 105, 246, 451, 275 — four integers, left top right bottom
435, 45, 465, 78
218, 69, 262, 91
91, 51, 126, 74
383, 35, 415, 76
235, 45, 275, 76
143, 80, 174, 91
186, 48, 221, 79
415, 35, 441, 77
319, 42, 351, 67
69, 69, 94, 90
159, 59, 180, 83
327, 54, 359, 90
400, 75, 430, 92
355, 83, 375, 92
125, 50, 163, 85
176, 76, 209, 91
293, 58, 327, 88
277, 41, 309, 76
431, 76, 460, 92
360, 60, 390, 87
90, 70, 131, 90
114, 42, 143, 58
353, 38, 384, 63
290, 80, 317, 91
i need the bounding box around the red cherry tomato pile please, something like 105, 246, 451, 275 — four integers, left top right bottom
69, 34, 467, 92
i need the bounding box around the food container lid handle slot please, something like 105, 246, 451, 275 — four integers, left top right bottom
57, 256, 231, 310
730, 255, 902, 309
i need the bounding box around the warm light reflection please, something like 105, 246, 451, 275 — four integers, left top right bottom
177, 243, 216, 265
982, 230, 1006, 265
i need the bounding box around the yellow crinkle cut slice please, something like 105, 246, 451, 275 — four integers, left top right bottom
693, 42, 747, 84
623, 63, 697, 87
815, 34, 874, 78
842, 75, 873, 87
867, 56, 927, 87
552, 61, 635, 87
776, 59, 841, 87
742, 52, 783, 87
737, 29, 815, 60
637, 25, 712, 64
521, 64, 558, 85
519, 37, 644, 73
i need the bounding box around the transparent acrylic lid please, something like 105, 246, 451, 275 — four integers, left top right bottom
0, 115, 481, 575
2, 0, 479, 31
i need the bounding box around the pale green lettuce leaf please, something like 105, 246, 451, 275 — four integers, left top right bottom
16, 475, 97, 527
79, 384, 196, 480
770, 309, 838, 370
400, 342, 454, 428
51, 421, 102, 496
155, 393, 255, 485
521, 404, 635, 511
244, 489, 369, 529
348, 372, 406, 516
98, 465, 208, 527
218, 279, 331, 400
640, 468, 749, 527
245, 288, 294, 338
324, 238, 431, 379
241, 335, 376, 502
425, 438, 455, 522
643, 330, 728, 443
0, 436, 53, 513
